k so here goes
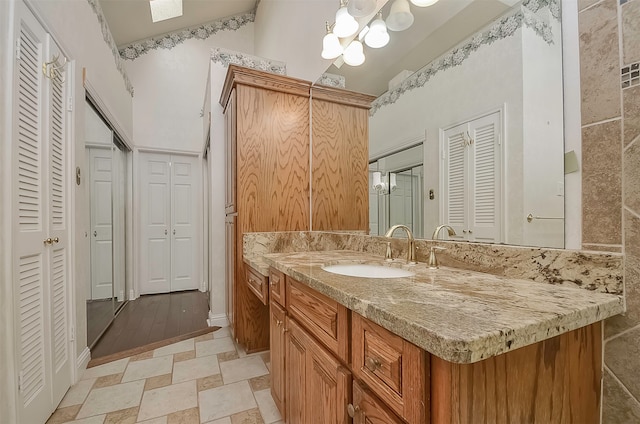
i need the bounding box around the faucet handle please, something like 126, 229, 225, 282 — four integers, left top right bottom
384, 241, 393, 261
428, 246, 446, 269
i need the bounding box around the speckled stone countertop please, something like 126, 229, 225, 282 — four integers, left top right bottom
262, 250, 624, 364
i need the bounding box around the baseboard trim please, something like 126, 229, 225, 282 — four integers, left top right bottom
207, 311, 228, 328
76, 347, 91, 380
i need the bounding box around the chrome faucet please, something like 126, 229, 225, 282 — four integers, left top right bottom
429, 225, 456, 269
384, 224, 416, 264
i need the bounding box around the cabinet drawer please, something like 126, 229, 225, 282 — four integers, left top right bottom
269, 267, 286, 307
352, 313, 428, 424
245, 265, 268, 305
286, 276, 349, 363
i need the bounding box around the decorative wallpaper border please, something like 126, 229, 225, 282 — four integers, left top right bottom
523, 0, 561, 20
370, 6, 555, 115
316, 73, 346, 89
86, 0, 134, 97
210, 48, 286, 75
119, 13, 255, 61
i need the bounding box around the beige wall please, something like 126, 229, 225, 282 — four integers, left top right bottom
578, 0, 640, 420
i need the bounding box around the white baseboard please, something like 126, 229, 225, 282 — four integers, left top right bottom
207, 311, 228, 328
75, 347, 91, 381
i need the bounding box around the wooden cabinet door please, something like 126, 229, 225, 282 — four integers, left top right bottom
270, 301, 286, 419
352, 380, 404, 424
286, 317, 352, 424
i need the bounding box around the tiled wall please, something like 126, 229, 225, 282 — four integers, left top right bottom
578, 0, 640, 420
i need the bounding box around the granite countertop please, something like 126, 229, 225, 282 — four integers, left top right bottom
261, 250, 624, 364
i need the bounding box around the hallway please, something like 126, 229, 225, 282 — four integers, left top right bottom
46, 328, 282, 424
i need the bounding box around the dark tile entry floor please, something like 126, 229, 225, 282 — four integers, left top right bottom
90, 290, 210, 360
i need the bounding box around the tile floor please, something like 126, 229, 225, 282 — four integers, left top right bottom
47, 327, 283, 424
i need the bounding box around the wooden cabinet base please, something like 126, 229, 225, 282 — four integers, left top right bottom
431, 323, 602, 424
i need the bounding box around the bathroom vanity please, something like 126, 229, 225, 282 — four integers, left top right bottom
245, 249, 623, 424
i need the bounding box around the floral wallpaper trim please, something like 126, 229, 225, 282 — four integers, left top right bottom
210, 48, 287, 75
119, 13, 255, 61
316, 73, 346, 89
522, 0, 561, 20
370, 7, 554, 116
86, 0, 134, 96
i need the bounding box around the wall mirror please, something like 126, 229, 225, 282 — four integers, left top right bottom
85, 99, 130, 348
323, 0, 565, 248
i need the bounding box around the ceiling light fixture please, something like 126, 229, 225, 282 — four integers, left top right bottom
333, 0, 359, 38
364, 12, 390, 48
322, 22, 344, 60
347, 0, 377, 18
343, 39, 365, 66
386, 0, 414, 32
149, 0, 183, 23
410, 0, 440, 6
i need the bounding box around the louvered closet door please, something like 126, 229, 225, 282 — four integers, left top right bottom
442, 123, 467, 241
13, 4, 71, 422
468, 112, 501, 243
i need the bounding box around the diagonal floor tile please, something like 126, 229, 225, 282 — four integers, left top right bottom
81, 358, 129, 381
198, 380, 257, 422
196, 337, 237, 357
58, 378, 96, 408
137, 380, 198, 422
153, 339, 195, 357
76, 380, 145, 419
172, 355, 220, 384
220, 356, 268, 385
121, 355, 173, 383
253, 389, 281, 424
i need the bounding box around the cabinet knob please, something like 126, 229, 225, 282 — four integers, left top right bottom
44, 238, 53, 245
462, 229, 467, 234
93, 230, 97, 237
164, 229, 168, 235
468, 229, 473, 234
276, 320, 283, 327
365, 356, 382, 372
347, 403, 360, 418
52, 237, 59, 244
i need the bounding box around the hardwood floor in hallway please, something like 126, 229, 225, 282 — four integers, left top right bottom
90, 290, 211, 362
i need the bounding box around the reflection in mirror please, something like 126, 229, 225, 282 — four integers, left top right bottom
85, 100, 130, 348
327, 0, 565, 248
370, 144, 424, 238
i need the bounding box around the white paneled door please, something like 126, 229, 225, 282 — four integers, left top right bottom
13, 2, 72, 422
88, 147, 113, 300
140, 153, 200, 294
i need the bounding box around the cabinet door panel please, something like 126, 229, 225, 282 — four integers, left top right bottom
353, 380, 404, 424
270, 301, 286, 418
286, 317, 307, 424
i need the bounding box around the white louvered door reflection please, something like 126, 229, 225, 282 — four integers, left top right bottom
441, 111, 501, 243
13, 3, 71, 423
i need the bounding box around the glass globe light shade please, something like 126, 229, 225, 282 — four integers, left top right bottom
343, 40, 365, 66
334, 5, 359, 38
385, 0, 414, 32
347, 0, 377, 17
364, 15, 389, 48
410, 0, 439, 6
322, 31, 343, 59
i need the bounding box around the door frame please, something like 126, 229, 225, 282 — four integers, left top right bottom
133, 147, 203, 299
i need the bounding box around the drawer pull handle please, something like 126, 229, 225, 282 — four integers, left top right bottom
365, 356, 382, 372
347, 403, 360, 418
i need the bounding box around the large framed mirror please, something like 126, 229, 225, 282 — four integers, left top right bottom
324, 0, 565, 248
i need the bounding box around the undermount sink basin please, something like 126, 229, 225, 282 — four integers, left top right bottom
321, 264, 415, 279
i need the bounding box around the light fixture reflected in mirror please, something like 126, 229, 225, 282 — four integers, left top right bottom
372, 171, 397, 194
386, 0, 414, 31
322, 22, 344, 59
347, 0, 377, 17
334, 0, 359, 38
365, 12, 390, 48
410, 0, 439, 6
343, 39, 366, 66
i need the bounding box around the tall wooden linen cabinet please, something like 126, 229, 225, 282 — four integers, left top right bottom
220, 65, 375, 352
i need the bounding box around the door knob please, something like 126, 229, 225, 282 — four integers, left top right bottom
347, 403, 360, 418
93, 230, 97, 237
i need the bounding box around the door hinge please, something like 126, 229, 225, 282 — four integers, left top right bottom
67, 96, 73, 112
15, 40, 21, 61
18, 371, 23, 394
69, 325, 75, 342
497, 133, 502, 145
